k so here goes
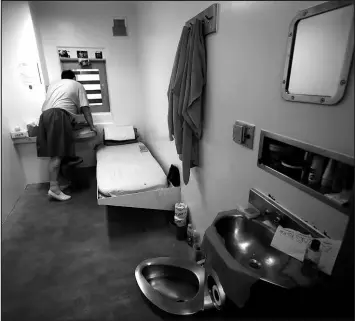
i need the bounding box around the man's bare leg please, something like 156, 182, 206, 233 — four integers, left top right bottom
58, 162, 71, 189
48, 157, 71, 200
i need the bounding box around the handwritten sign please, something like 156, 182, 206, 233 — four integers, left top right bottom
271, 226, 342, 275
318, 238, 342, 275
271, 226, 311, 261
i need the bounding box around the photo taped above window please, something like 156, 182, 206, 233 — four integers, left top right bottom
77, 50, 88, 58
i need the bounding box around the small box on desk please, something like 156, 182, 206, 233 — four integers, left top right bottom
11, 131, 29, 139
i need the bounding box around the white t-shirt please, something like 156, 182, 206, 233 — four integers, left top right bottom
42, 79, 89, 115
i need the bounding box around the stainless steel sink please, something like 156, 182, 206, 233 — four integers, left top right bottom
201, 189, 324, 309
214, 214, 294, 287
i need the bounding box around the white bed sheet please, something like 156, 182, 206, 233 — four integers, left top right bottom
97, 142, 168, 197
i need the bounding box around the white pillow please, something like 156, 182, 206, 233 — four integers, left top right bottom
104, 125, 136, 141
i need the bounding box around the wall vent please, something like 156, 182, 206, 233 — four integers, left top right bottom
112, 18, 127, 36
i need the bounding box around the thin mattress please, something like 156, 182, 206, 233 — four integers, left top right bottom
97, 142, 168, 197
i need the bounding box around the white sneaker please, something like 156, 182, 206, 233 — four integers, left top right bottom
48, 190, 71, 201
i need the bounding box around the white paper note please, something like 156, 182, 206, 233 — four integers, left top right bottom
17, 62, 40, 86
271, 226, 312, 262
271, 226, 342, 275
318, 238, 342, 276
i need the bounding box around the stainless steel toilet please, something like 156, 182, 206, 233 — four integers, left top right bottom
135, 257, 214, 315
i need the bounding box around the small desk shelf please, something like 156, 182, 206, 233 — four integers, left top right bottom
12, 128, 97, 145
13, 137, 36, 145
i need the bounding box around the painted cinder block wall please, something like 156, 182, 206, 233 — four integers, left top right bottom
136, 1, 354, 240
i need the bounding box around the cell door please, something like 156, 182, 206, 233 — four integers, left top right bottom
61, 59, 110, 113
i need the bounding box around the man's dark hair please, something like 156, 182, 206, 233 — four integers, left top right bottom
61, 70, 76, 80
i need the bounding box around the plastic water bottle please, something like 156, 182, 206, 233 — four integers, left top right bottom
191, 231, 205, 263
187, 224, 194, 246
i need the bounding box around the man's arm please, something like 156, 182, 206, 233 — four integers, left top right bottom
80, 106, 96, 132
77, 84, 96, 132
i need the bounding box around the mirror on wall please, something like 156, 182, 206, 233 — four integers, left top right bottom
281, 1, 354, 105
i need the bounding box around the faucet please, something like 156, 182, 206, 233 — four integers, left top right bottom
262, 209, 283, 227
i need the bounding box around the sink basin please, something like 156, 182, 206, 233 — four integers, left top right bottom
201, 190, 326, 310
202, 209, 320, 309
214, 214, 293, 287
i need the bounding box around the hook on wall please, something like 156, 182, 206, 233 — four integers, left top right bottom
185, 3, 218, 36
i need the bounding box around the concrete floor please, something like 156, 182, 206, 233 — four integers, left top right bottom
1, 168, 232, 321
2, 168, 353, 321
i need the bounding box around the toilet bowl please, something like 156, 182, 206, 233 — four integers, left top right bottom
135, 257, 213, 315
